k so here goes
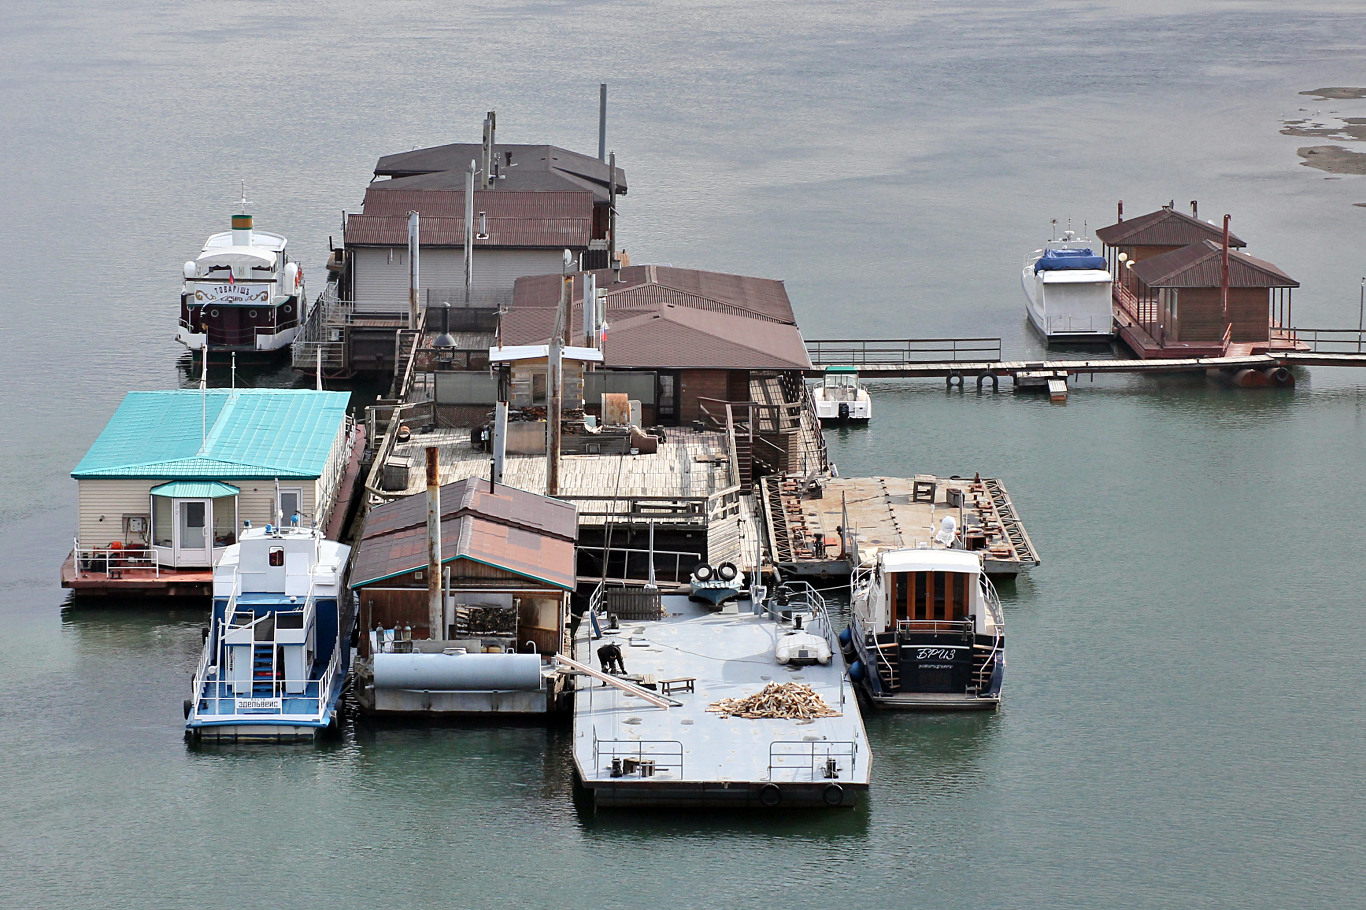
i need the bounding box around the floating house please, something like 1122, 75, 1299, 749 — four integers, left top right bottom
350, 476, 577, 715
503, 265, 814, 427
294, 113, 627, 378
1097, 203, 1299, 358
63, 389, 360, 597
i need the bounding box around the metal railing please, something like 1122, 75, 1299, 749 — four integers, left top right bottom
768, 740, 859, 781
580, 544, 701, 585
291, 284, 354, 374
72, 540, 160, 577
595, 738, 684, 777
1281, 327, 1366, 354
805, 337, 1002, 366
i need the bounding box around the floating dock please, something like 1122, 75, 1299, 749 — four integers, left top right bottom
571, 592, 870, 809
762, 474, 1039, 578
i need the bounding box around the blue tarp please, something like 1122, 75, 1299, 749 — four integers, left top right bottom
1035, 248, 1107, 272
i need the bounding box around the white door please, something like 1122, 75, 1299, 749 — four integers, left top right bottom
173, 499, 212, 567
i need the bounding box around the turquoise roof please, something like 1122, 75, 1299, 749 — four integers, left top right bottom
149, 481, 240, 499
73, 390, 350, 481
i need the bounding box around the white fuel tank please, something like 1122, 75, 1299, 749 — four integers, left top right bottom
372, 652, 544, 691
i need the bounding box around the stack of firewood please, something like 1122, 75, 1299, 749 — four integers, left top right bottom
706, 682, 840, 719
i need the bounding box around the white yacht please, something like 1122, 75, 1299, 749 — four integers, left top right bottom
812, 367, 872, 423
1021, 227, 1114, 343
842, 529, 1004, 710
185, 520, 353, 741
177, 200, 308, 355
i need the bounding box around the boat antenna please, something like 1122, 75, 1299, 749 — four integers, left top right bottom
231, 351, 236, 390
273, 478, 283, 530
1050, 218, 1056, 242
238, 180, 249, 212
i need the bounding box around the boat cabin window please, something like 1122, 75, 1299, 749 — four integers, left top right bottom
276, 611, 304, 630
269, 546, 285, 567
277, 488, 301, 524
889, 571, 970, 622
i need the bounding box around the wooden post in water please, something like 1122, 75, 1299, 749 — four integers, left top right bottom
426, 447, 442, 640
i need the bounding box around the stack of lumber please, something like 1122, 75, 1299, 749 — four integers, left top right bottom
706, 682, 840, 719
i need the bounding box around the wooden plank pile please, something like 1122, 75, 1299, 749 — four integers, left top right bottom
707, 681, 840, 719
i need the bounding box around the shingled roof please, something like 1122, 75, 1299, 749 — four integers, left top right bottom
350, 478, 577, 590
1096, 207, 1246, 249
1130, 239, 1298, 289
502, 266, 813, 371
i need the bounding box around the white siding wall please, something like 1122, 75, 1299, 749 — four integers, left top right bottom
76, 479, 318, 547
352, 247, 567, 314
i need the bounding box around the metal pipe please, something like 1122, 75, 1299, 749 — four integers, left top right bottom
493, 400, 508, 485
426, 447, 442, 640
1221, 214, 1231, 341
546, 272, 570, 496
465, 159, 476, 308
407, 211, 420, 330
608, 151, 618, 281
598, 83, 608, 161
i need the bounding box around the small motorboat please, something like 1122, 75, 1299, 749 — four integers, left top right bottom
185, 519, 353, 741
688, 561, 746, 608
842, 520, 1004, 710
1022, 225, 1115, 344
812, 367, 872, 423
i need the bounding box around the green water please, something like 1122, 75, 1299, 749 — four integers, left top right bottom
5, 0, 1366, 907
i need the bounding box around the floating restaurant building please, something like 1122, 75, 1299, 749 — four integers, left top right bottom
1097, 203, 1300, 359
63, 389, 359, 597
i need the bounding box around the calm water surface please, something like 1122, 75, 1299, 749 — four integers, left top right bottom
4, 1, 1366, 907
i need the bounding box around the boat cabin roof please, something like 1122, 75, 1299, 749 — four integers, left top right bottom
825, 365, 860, 374
202, 229, 288, 253
880, 547, 981, 575
1040, 268, 1112, 284
196, 246, 278, 269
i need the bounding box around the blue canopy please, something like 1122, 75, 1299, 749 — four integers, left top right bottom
1035, 248, 1107, 272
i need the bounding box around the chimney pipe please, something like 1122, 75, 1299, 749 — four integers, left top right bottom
1221, 214, 1231, 336
608, 151, 618, 280
1117, 200, 1123, 223
465, 159, 476, 308
598, 83, 608, 162
426, 447, 442, 640
492, 401, 508, 486
480, 111, 496, 191
407, 211, 420, 330
1191, 200, 1198, 219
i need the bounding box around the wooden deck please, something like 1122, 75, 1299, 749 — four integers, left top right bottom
762, 474, 1040, 578
60, 552, 213, 597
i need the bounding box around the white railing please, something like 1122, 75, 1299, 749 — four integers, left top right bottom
768, 740, 859, 781
72, 539, 160, 577
594, 738, 684, 777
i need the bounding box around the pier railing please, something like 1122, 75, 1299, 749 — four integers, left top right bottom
805, 337, 1002, 367
767, 740, 859, 782
1282, 327, 1366, 354
291, 285, 354, 377
72, 540, 160, 577
595, 738, 684, 778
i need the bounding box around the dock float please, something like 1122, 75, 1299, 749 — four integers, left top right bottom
762, 474, 1039, 579
571, 590, 870, 809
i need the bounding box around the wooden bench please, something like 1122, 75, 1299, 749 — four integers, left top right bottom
660, 677, 696, 696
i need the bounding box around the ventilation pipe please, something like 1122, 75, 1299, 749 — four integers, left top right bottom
426, 447, 442, 640
407, 211, 420, 330
598, 83, 608, 161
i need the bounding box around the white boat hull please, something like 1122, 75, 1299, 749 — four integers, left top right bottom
813, 389, 872, 422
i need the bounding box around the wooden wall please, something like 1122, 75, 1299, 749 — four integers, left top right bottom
1170, 287, 1269, 343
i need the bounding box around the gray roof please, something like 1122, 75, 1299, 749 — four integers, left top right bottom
373, 143, 626, 203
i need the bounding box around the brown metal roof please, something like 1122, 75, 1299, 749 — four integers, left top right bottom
345, 190, 592, 248
351, 478, 578, 589
1130, 239, 1299, 288
502, 266, 812, 371
1096, 207, 1247, 248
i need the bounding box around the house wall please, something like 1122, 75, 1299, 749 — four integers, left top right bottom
1171, 287, 1269, 343
76, 479, 317, 548
678, 370, 734, 422
352, 247, 568, 314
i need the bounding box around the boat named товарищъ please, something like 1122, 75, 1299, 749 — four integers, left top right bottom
177, 202, 308, 356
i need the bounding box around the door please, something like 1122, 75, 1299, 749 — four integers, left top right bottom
656, 372, 679, 424
173, 499, 212, 567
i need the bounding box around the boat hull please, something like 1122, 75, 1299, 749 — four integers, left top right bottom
688, 584, 743, 606
1022, 260, 1115, 344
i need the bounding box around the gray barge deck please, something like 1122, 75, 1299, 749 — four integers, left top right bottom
571, 593, 870, 809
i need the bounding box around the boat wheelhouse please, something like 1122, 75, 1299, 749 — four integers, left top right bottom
178, 206, 308, 355
843, 545, 1004, 710
1021, 229, 1115, 343
812, 367, 872, 423
185, 522, 353, 741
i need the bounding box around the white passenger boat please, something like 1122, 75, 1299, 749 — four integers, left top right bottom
1021, 227, 1115, 343
812, 367, 871, 423
842, 533, 1004, 710
572, 583, 870, 808
177, 200, 308, 356
185, 520, 353, 741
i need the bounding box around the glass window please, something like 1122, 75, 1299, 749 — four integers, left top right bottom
152, 496, 172, 547
181, 501, 206, 548
269, 547, 284, 567
278, 489, 302, 524
213, 495, 237, 547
